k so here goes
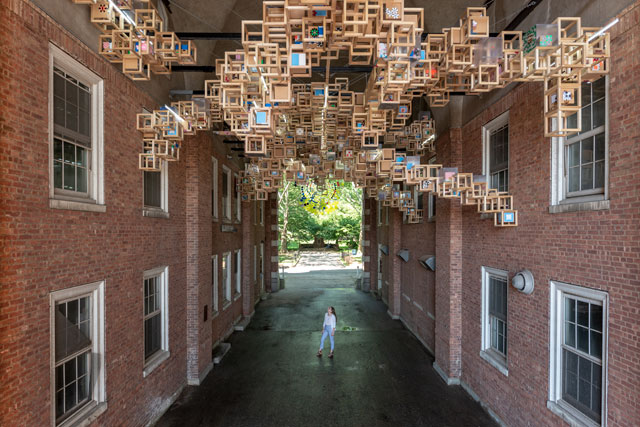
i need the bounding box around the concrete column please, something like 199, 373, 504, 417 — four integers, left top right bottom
241, 199, 254, 317
387, 207, 402, 318
185, 134, 213, 385
434, 127, 463, 384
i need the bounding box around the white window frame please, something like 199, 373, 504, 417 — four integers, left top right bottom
50, 281, 106, 427
222, 252, 232, 306
211, 255, 218, 316
548, 280, 608, 427
142, 266, 170, 377
49, 44, 105, 212
235, 173, 241, 222
482, 111, 509, 193
480, 266, 509, 376
234, 249, 242, 298
551, 77, 609, 210
222, 166, 232, 221
212, 157, 218, 221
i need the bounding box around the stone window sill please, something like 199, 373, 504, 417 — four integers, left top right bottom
143, 350, 170, 377
549, 199, 609, 214
233, 292, 242, 301
222, 300, 232, 310
58, 401, 108, 427
143, 208, 169, 219
50, 198, 106, 213
547, 400, 599, 427
211, 310, 219, 319
480, 350, 508, 377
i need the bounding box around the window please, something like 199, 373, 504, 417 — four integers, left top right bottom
551, 77, 609, 210
211, 255, 218, 315
481, 267, 508, 375
483, 111, 509, 193
566, 78, 607, 197
253, 201, 257, 225
50, 281, 105, 426
222, 252, 232, 305
143, 267, 169, 375
50, 44, 104, 209
235, 173, 241, 222
427, 157, 437, 220
259, 201, 264, 225
212, 157, 218, 220
234, 249, 242, 296
222, 166, 232, 220
549, 281, 607, 427
377, 200, 382, 226
253, 245, 257, 282
143, 161, 168, 212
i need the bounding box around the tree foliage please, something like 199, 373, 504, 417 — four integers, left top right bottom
278, 180, 362, 250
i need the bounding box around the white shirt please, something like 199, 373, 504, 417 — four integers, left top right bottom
323, 313, 336, 330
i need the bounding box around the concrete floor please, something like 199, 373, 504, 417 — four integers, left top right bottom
156, 251, 496, 427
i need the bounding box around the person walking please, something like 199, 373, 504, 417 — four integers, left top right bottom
317, 306, 337, 358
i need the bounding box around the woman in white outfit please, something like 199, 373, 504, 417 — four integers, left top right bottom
317, 306, 337, 358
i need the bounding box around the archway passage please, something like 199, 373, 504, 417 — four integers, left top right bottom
156, 254, 495, 427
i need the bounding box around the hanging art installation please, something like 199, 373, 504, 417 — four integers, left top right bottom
70, 0, 614, 227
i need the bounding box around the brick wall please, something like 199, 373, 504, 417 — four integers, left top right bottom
0, 1, 189, 425
0, 0, 274, 424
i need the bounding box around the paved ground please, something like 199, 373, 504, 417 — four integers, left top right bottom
156, 251, 496, 427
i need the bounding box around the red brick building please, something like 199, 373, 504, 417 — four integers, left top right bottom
0, 1, 278, 425
365, 2, 640, 426
1, 0, 638, 426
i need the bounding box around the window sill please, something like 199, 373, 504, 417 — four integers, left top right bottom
143, 208, 169, 219
58, 401, 108, 427
50, 198, 106, 213
547, 400, 599, 427
233, 292, 242, 301
427, 217, 436, 223
212, 216, 219, 222
143, 350, 170, 377
211, 310, 219, 319
479, 350, 508, 377
549, 199, 609, 214
222, 300, 232, 310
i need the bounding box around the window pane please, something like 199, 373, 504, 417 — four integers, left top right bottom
594, 161, 605, 189
568, 143, 580, 167
590, 330, 602, 358
54, 161, 63, 189
64, 142, 75, 163
77, 167, 87, 193
582, 138, 593, 163
66, 103, 78, 133
594, 133, 605, 161
144, 171, 162, 208
581, 164, 593, 191
581, 81, 591, 105
563, 349, 578, 398
592, 99, 605, 129
564, 321, 576, 346
145, 314, 161, 359
64, 163, 76, 191
581, 104, 591, 132
592, 77, 605, 101
590, 304, 602, 332
565, 298, 576, 322
577, 326, 589, 353
576, 301, 589, 326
